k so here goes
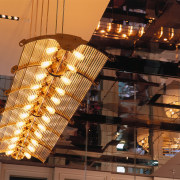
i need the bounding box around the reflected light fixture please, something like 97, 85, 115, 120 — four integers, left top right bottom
0, 35, 108, 162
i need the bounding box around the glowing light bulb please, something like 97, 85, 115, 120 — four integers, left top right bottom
20, 113, 29, 119
31, 139, 38, 146
73, 51, 84, 60
34, 130, 42, 139
46, 106, 55, 114
14, 16, 19, 20
14, 130, 21, 135
46, 47, 58, 54
6, 150, 13, 156
38, 124, 46, 132
8, 16, 12, 19
16, 121, 25, 127
8, 144, 16, 149
23, 104, 33, 110
172, 111, 175, 115
28, 94, 37, 101
67, 64, 77, 73
122, 34, 127, 38
41, 61, 52, 68
61, 76, 71, 85
31, 84, 41, 90
51, 97, 60, 105
42, 115, 50, 123
170, 109, 172, 112
27, 145, 35, 152
2, 15, 6, 18
24, 152, 31, 159
11, 137, 19, 142
36, 73, 47, 81
55, 88, 65, 96
100, 30, 105, 33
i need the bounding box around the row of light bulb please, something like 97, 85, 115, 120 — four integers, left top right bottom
6, 46, 85, 159
0, 14, 19, 21
95, 22, 145, 38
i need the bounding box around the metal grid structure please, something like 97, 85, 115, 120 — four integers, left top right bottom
0, 38, 108, 162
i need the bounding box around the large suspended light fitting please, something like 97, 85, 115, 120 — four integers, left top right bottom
0, 34, 108, 162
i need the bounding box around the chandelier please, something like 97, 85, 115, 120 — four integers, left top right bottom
0, 34, 108, 162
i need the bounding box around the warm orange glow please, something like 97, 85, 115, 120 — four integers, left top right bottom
24, 152, 31, 159
46, 47, 58, 54
31, 139, 38, 146
117, 24, 122, 33
67, 64, 77, 73
73, 51, 85, 60
34, 130, 42, 139
28, 95, 37, 102
28, 145, 35, 152
41, 61, 52, 68
8, 144, 16, 149
96, 21, 100, 30
14, 130, 21, 135
128, 26, 133, 36
16, 121, 25, 127
38, 124, 46, 132
20, 113, 29, 119
23, 104, 33, 110
42, 115, 50, 123
51, 97, 60, 105
61, 76, 71, 85
6, 150, 13, 155
107, 23, 112, 32
55, 88, 65, 96
36, 74, 47, 81
122, 34, 127, 38
31, 84, 41, 90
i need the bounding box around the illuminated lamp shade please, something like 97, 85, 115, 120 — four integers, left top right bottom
55, 88, 65, 96
51, 96, 60, 105
61, 76, 71, 85
14, 130, 21, 135
34, 130, 42, 139
31, 139, 38, 146
31, 84, 41, 90
46, 47, 58, 54
8, 144, 16, 149
27, 145, 35, 152
38, 124, 46, 132
67, 64, 77, 73
23, 104, 33, 110
20, 113, 29, 119
42, 115, 50, 123
11, 137, 19, 142
36, 73, 47, 81
73, 51, 85, 60
28, 94, 37, 101
46, 106, 55, 114
6, 150, 13, 156
24, 152, 31, 159
0, 38, 108, 162
41, 61, 52, 68
16, 121, 25, 127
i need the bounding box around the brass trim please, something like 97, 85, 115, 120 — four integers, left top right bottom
19, 34, 88, 51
